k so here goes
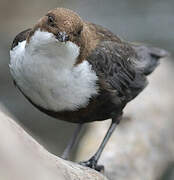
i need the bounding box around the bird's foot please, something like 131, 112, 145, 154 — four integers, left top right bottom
79, 157, 104, 172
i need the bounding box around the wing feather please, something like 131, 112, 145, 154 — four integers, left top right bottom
87, 40, 148, 102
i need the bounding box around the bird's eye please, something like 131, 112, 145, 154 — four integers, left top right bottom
47, 15, 55, 27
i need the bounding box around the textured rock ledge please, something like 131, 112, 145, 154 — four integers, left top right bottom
0, 105, 108, 180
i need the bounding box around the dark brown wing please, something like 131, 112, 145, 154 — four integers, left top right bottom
87, 40, 148, 104
11, 28, 31, 50
87, 34, 169, 106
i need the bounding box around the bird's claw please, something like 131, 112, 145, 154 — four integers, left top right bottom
79, 157, 104, 172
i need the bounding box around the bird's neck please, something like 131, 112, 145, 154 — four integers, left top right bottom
75, 23, 99, 64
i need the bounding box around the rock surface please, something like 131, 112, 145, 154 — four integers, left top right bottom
0, 105, 108, 180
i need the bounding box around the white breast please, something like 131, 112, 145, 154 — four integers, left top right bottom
9, 30, 98, 111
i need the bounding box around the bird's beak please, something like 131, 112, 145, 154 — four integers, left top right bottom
56, 31, 69, 42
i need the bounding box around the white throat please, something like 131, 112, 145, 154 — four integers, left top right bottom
10, 29, 98, 111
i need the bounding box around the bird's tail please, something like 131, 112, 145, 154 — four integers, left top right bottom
131, 44, 169, 75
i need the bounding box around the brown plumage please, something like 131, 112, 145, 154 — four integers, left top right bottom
10, 8, 168, 171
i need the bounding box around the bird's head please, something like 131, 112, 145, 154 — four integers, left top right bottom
26, 8, 93, 64
30, 8, 83, 44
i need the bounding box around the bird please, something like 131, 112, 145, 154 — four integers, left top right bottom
9, 8, 168, 171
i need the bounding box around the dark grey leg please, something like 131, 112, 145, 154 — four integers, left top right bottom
62, 123, 83, 160
80, 115, 122, 171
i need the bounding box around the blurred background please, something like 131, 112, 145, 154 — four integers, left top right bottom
0, 0, 174, 179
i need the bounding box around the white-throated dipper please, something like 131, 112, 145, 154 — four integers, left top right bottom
9, 8, 168, 171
